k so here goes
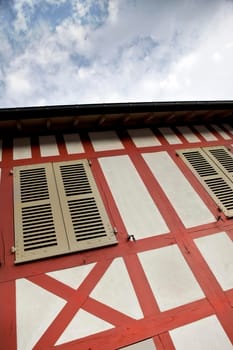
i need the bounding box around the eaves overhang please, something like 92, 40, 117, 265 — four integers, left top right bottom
0, 100, 232, 135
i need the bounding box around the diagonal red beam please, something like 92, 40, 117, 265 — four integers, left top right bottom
27, 274, 76, 300
83, 297, 135, 326
52, 298, 213, 350
33, 260, 112, 349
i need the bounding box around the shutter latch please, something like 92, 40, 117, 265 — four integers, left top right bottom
127, 234, 136, 241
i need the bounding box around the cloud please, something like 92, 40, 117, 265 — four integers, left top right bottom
0, 0, 233, 107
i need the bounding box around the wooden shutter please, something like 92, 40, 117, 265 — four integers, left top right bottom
13, 163, 69, 263
202, 146, 233, 181
177, 148, 233, 217
53, 160, 117, 251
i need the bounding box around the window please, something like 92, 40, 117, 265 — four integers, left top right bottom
176, 146, 233, 217
13, 160, 117, 263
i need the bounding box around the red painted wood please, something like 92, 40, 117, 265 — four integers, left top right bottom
33, 260, 113, 349
226, 289, 233, 307
28, 274, 76, 300
157, 333, 176, 350
1, 127, 233, 349
156, 126, 184, 145
169, 150, 221, 219
56, 134, 69, 157
52, 299, 213, 350
90, 158, 129, 244
173, 126, 201, 145
123, 254, 160, 316
208, 124, 230, 141
83, 297, 135, 326
118, 130, 183, 231
220, 124, 233, 138
173, 229, 233, 342
0, 281, 17, 350
153, 336, 166, 350
0, 166, 15, 270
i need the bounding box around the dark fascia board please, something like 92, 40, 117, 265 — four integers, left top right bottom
0, 100, 232, 136
1, 100, 233, 121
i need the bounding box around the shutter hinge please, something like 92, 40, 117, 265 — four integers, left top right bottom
216, 211, 224, 222
88, 160, 92, 166
10, 169, 14, 175
11, 246, 16, 253
113, 227, 118, 234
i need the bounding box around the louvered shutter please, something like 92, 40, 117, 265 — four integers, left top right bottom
53, 160, 117, 251
13, 163, 69, 263
202, 146, 233, 181
177, 148, 233, 217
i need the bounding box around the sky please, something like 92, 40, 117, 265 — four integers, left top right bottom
0, 0, 233, 108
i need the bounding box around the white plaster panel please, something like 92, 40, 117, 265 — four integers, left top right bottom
170, 315, 232, 350
63, 133, 84, 154
158, 127, 182, 144
143, 152, 215, 228
128, 128, 161, 147
13, 137, 32, 160
194, 232, 233, 291
120, 338, 156, 350
138, 245, 205, 311
91, 257, 143, 319
89, 131, 124, 151
16, 278, 66, 350
39, 135, 59, 157
47, 263, 95, 289
211, 124, 231, 140
0, 139, 2, 161
223, 123, 233, 134
56, 309, 113, 344
176, 126, 200, 143
193, 125, 217, 141
99, 155, 169, 239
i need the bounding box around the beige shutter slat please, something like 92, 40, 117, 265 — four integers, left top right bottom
202, 146, 233, 181
14, 163, 69, 263
53, 160, 117, 252
177, 148, 233, 217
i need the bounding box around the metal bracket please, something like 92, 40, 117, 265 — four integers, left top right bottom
127, 234, 136, 241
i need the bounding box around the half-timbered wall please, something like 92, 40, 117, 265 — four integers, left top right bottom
0, 123, 233, 350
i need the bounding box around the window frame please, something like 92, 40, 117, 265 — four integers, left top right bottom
176, 146, 233, 218
13, 159, 117, 264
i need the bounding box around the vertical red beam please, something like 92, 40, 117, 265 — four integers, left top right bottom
117, 128, 233, 345
0, 281, 17, 349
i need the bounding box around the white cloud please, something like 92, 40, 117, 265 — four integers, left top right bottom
212, 52, 222, 63
12, 0, 34, 32
56, 19, 90, 54
0, 0, 233, 107
6, 70, 31, 96
107, 0, 119, 24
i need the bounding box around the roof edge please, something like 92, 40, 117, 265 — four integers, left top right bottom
1, 100, 233, 121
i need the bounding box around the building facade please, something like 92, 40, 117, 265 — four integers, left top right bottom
0, 101, 233, 350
